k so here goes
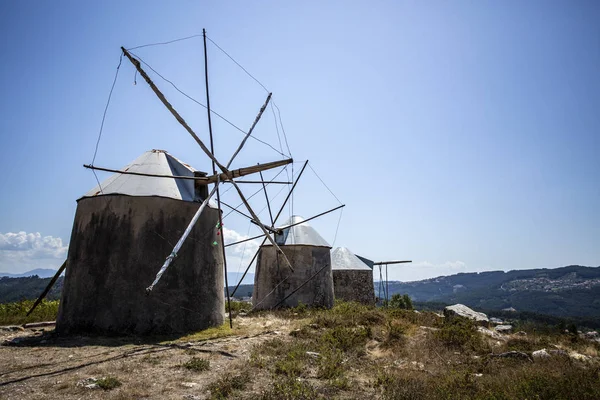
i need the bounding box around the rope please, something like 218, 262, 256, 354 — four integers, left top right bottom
205, 35, 293, 161
127, 34, 204, 51
206, 36, 270, 93
331, 207, 344, 248
308, 163, 343, 205
92, 53, 122, 165
90, 53, 123, 194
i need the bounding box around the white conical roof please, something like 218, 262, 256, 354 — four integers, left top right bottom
82, 149, 205, 201
331, 247, 372, 270
267, 215, 331, 247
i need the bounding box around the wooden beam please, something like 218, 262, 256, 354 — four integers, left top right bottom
228, 179, 295, 273
220, 201, 280, 234
121, 47, 226, 171
83, 161, 293, 185
373, 260, 412, 266
226, 93, 272, 169
204, 158, 292, 184
229, 162, 309, 296
225, 204, 345, 247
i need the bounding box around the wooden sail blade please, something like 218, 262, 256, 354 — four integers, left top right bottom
121, 47, 226, 171
226, 93, 272, 169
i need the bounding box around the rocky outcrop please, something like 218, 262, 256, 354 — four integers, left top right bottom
444, 304, 489, 325
532, 349, 551, 359
495, 325, 513, 334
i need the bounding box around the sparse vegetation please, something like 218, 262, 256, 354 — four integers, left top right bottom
260, 377, 319, 400
226, 300, 252, 316
96, 376, 122, 390
208, 370, 251, 399
177, 323, 235, 342
1, 300, 599, 399
182, 357, 210, 372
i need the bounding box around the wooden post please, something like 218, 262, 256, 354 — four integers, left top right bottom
204, 29, 233, 329
259, 170, 274, 226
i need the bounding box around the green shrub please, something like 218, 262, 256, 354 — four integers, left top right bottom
435, 318, 484, 351
274, 344, 309, 377
260, 378, 319, 400
0, 299, 59, 325
96, 376, 122, 391
319, 325, 370, 353
317, 347, 345, 379
182, 357, 210, 372
389, 294, 414, 310
383, 321, 408, 348
208, 371, 251, 399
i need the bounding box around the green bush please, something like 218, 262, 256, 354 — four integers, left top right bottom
0, 299, 59, 325
182, 357, 210, 372
260, 378, 319, 400
208, 371, 251, 399
319, 325, 370, 353
389, 294, 414, 310
96, 376, 122, 391
435, 318, 485, 351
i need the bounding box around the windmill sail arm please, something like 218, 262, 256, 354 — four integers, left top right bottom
204, 158, 292, 184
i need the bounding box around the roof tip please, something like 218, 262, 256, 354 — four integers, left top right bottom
151, 149, 168, 153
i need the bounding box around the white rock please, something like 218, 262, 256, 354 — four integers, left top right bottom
584, 331, 599, 340
181, 382, 198, 388
444, 304, 489, 325
495, 325, 513, 334
569, 352, 591, 362
532, 349, 551, 359
477, 326, 503, 339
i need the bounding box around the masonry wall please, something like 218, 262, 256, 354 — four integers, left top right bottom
332, 269, 375, 305
253, 245, 334, 310
56, 195, 224, 335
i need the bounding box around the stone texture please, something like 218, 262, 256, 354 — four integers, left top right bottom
532, 349, 551, 359
332, 269, 375, 305
495, 325, 514, 334
253, 245, 333, 310
444, 304, 489, 325
56, 195, 224, 335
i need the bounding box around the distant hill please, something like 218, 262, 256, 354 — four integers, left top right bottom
4, 266, 600, 320
0, 268, 59, 278
386, 265, 600, 318
0, 276, 64, 303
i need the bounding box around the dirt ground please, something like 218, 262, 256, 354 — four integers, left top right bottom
0, 314, 298, 400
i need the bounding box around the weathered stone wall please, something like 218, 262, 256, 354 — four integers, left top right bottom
333, 269, 375, 305
56, 195, 224, 335
253, 245, 333, 310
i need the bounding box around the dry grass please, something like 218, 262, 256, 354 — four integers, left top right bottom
1, 301, 599, 399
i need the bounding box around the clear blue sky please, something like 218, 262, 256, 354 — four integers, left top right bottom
0, 1, 598, 280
